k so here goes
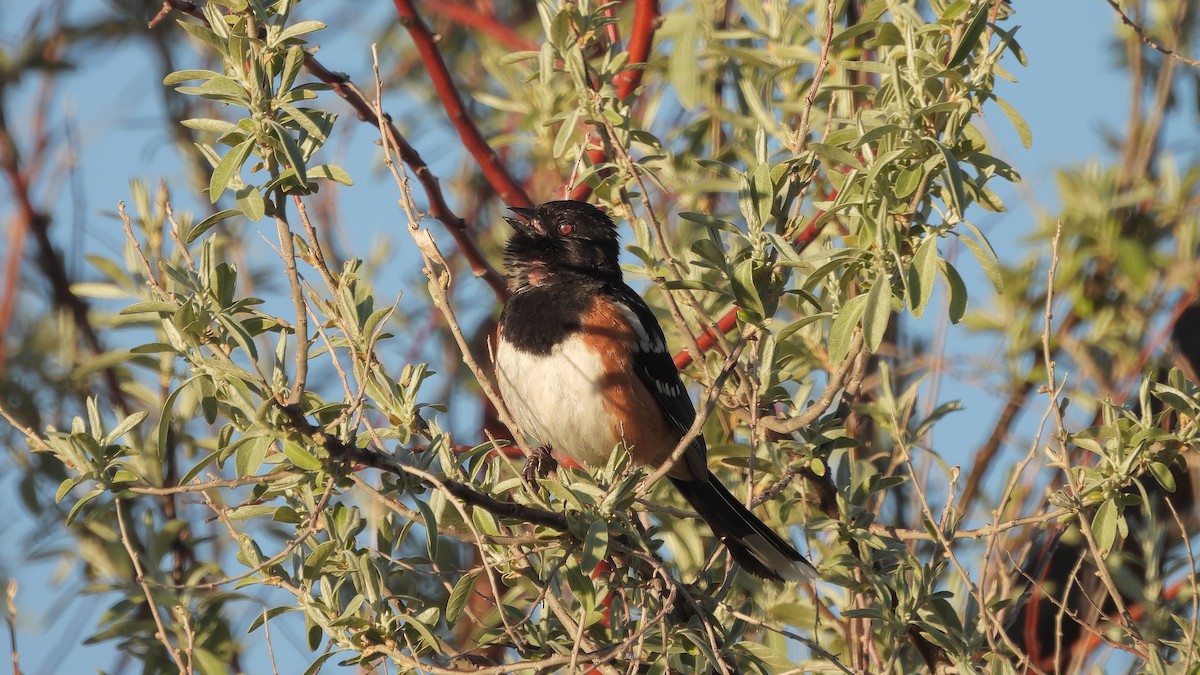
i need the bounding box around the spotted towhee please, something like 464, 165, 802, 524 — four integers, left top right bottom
495, 200, 816, 582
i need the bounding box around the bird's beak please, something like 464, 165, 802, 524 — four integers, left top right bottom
504, 206, 541, 234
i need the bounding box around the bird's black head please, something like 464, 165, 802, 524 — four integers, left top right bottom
503, 200, 622, 290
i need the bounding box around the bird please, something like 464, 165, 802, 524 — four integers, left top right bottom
494, 200, 816, 582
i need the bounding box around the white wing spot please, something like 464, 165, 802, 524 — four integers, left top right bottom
617, 301, 666, 353
654, 379, 682, 398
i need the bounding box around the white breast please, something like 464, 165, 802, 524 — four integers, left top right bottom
495, 337, 619, 467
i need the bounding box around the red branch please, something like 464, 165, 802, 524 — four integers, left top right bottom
672, 186, 837, 369
392, 0, 533, 209
302, 57, 509, 300
159, 0, 510, 300
614, 0, 659, 101
0, 174, 29, 368
424, 3, 536, 53
674, 309, 739, 370
570, 0, 660, 201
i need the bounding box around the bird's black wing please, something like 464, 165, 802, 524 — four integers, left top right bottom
607, 284, 701, 440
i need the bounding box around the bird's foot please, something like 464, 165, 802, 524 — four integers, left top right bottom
522, 445, 558, 483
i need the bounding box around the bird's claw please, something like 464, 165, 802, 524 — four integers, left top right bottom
522, 445, 558, 483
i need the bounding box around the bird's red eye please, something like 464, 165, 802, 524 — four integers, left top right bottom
558, 223, 574, 235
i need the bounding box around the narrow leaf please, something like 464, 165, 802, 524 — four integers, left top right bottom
993, 95, 1032, 149
829, 294, 869, 361
1091, 499, 1118, 557
187, 208, 242, 243
862, 278, 891, 353
938, 260, 968, 323
907, 237, 939, 318
209, 138, 254, 203
282, 440, 322, 471
446, 571, 480, 624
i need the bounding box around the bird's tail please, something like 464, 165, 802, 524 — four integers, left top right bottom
670, 473, 817, 582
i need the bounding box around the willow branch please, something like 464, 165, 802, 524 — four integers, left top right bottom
391, 0, 534, 208
1103, 0, 1200, 67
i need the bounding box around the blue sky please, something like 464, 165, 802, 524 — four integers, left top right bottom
1, 0, 1192, 672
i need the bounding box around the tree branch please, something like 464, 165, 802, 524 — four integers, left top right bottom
391, 0, 533, 208
158, 0, 510, 301
277, 404, 569, 531
1103, 0, 1200, 67
424, 3, 536, 53
570, 0, 660, 201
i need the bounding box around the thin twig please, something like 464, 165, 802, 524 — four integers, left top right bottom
369, 45, 537, 465
114, 498, 190, 673
1041, 221, 1148, 655
5, 580, 19, 675
1102, 0, 1200, 67
789, 0, 839, 154
570, 0, 661, 200
270, 202, 309, 406
760, 333, 865, 435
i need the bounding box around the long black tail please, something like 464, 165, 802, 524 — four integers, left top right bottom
670, 472, 817, 582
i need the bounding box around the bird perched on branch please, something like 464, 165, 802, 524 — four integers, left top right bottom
494, 200, 816, 582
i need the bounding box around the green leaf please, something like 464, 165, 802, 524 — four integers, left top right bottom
209, 138, 255, 203
103, 411, 148, 446
862, 276, 892, 352
932, 140, 966, 221
993, 95, 1031, 149
163, 69, 223, 85
580, 519, 610, 571
282, 440, 322, 471
416, 499, 439, 560
947, 1, 989, 67
446, 571, 480, 624
1091, 499, 1118, 557
810, 142, 864, 171
552, 108, 580, 158
275, 20, 327, 45
175, 77, 248, 104
235, 436, 271, 477
1148, 462, 1177, 492
308, 164, 353, 186
70, 283, 129, 299
246, 606, 295, 634
180, 449, 222, 485
731, 259, 766, 321
279, 103, 328, 143
157, 376, 201, 462
119, 301, 177, 316
955, 222, 1003, 292
130, 342, 177, 354
176, 19, 226, 55
404, 607, 443, 653
236, 186, 266, 222
66, 488, 105, 526
278, 45, 306, 94
56, 476, 85, 504
302, 540, 338, 578
236, 533, 264, 567
938, 260, 968, 323
271, 121, 308, 188
181, 118, 238, 135
670, 13, 701, 109
302, 653, 336, 675
907, 237, 939, 318
893, 164, 922, 198
829, 294, 869, 361
678, 211, 738, 231
187, 208, 243, 243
